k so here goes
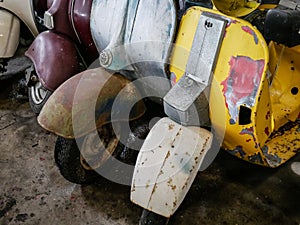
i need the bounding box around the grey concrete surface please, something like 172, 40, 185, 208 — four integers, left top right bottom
0, 79, 300, 225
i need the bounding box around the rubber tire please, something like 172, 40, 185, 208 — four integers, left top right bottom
54, 136, 102, 184
139, 209, 169, 225
28, 86, 52, 114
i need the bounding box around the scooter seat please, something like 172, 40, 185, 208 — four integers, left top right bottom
264, 8, 300, 47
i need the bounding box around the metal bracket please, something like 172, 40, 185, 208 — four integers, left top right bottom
164, 13, 227, 125
44, 11, 54, 29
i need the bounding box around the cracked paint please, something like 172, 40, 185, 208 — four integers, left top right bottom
240, 127, 259, 148
242, 26, 258, 44
261, 145, 282, 167
228, 146, 246, 158
221, 56, 265, 124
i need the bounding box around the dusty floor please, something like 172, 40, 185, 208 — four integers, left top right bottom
0, 78, 300, 225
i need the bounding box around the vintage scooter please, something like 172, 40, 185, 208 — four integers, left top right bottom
0, 0, 46, 80
36, 0, 300, 224
36, 0, 178, 184
131, 1, 300, 224
25, 0, 99, 113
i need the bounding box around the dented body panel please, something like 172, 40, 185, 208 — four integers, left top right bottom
170, 7, 300, 167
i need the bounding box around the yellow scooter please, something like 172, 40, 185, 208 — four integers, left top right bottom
131, 1, 300, 224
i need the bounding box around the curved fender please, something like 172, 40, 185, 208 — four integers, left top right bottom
131, 117, 213, 217
25, 31, 80, 91
37, 67, 146, 139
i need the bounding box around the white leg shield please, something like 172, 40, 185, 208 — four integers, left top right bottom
131, 117, 213, 217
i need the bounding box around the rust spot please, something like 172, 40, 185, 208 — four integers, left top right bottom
166, 151, 171, 159
176, 128, 182, 136
152, 184, 158, 194
169, 124, 174, 130
131, 184, 136, 192
146, 179, 151, 189
182, 182, 188, 190
158, 170, 164, 176
266, 111, 271, 120
265, 127, 270, 136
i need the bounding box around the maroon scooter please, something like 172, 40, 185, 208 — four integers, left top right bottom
25, 0, 98, 114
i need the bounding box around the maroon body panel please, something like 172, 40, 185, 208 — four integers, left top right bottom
46, 0, 77, 40
71, 0, 98, 64
25, 31, 81, 91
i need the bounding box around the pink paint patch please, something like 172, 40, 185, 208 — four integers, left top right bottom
222, 56, 265, 107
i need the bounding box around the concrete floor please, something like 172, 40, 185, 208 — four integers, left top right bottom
0, 78, 300, 225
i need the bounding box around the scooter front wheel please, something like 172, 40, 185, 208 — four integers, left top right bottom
54, 136, 102, 184
139, 209, 169, 225
28, 81, 52, 114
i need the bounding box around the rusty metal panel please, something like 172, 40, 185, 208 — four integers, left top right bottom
37, 68, 145, 139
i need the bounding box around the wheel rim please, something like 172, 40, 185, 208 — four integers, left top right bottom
30, 81, 48, 105
80, 125, 119, 170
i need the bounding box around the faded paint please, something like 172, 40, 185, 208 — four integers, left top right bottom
221, 56, 265, 124
242, 26, 258, 44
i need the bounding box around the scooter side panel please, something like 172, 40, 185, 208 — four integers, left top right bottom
0, 0, 38, 36
90, 0, 176, 83
25, 31, 81, 92
170, 7, 294, 167
0, 10, 20, 58
72, 0, 98, 64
